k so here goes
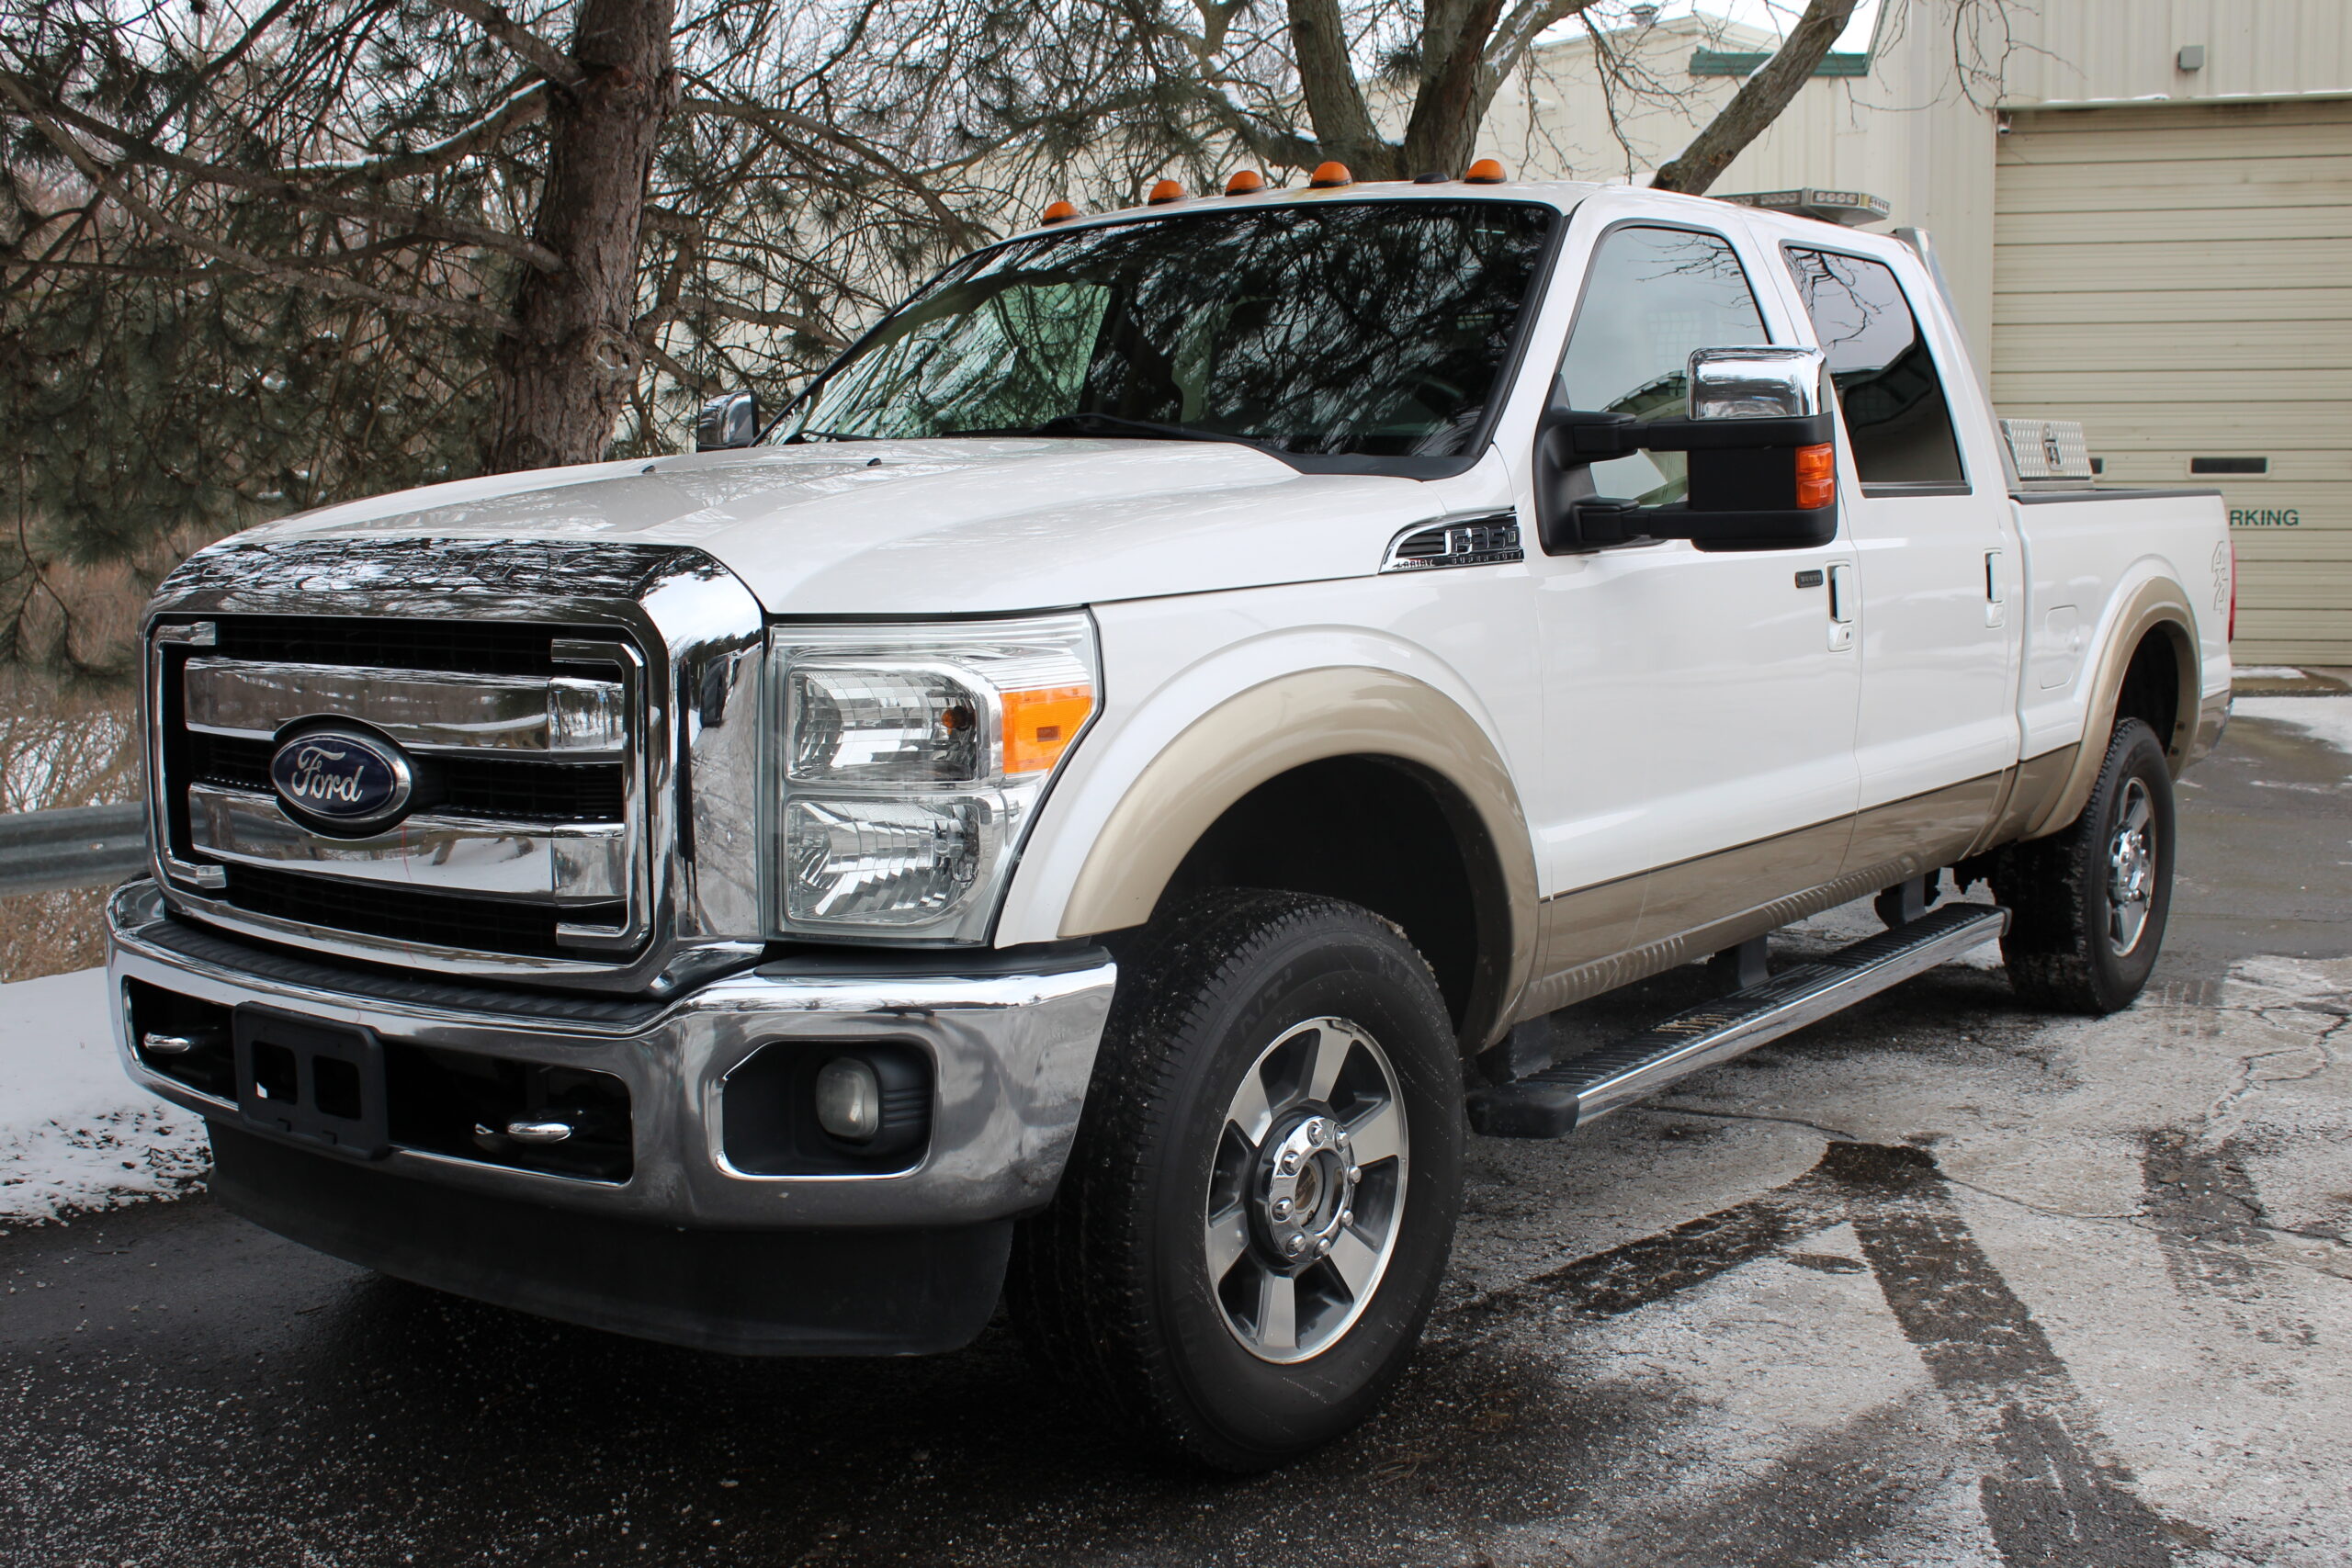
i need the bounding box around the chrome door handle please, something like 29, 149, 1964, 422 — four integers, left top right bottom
1827, 562, 1857, 651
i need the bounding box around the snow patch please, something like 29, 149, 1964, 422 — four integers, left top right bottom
2233, 695, 2352, 764
0, 966, 208, 1224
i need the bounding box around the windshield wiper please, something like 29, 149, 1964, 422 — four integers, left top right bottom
943, 412, 1268, 447
788, 429, 876, 443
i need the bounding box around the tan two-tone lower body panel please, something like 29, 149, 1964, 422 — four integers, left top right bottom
1519, 770, 2016, 1021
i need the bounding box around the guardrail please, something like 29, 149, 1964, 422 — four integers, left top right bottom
0, 803, 149, 897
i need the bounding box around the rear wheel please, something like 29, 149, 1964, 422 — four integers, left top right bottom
1992, 717, 2177, 1014
1009, 888, 1464, 1471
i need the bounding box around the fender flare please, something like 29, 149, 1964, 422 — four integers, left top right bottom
2021, 577, 2200, 840
1056, 667, 1540, 1049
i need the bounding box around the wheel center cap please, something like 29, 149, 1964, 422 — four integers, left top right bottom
1258, 1113, 1359, 1268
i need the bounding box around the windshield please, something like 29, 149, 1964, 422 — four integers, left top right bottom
783, 200, 1556, 464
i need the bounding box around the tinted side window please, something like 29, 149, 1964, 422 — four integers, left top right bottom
1784, 249, 1965, 487
1557, 226, 1769, 505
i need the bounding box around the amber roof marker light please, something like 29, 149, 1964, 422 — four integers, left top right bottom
1225, 169, 1266, 196
1464, 158, 1507, 184
1308, 161, 1353, 188
1040, 199, 1079, 224
1147, 178, 1186, 205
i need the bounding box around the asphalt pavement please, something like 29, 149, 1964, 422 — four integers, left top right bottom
3, 708, 2346, 1568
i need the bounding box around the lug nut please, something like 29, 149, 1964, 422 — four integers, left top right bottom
1285, 1234, 1307, 1257
1346, 1165, 1362, 1183
1279, 1152, 1298, 1174
1306, 1119, 1325, 1141
1271, 1198, 1293, 1220
1317, 1237, 1332, 1256
1339, 1208, 1353, 1227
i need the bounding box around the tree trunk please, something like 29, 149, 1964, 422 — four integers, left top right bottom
480, 0, 676, 474
1651, 0, 1860, 196
1286, 0, 1397, 177
1398, 0, 1506, 179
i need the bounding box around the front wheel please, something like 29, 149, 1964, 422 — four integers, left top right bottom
1992, 716, 2177, 1014
1008, 889, 1464, 1471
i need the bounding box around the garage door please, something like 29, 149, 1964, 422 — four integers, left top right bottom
1992, 96, 2352, 666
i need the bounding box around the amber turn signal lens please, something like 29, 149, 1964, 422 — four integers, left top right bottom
1225, 169, 1265, 196
1040, 200, 1078, 224
1308, 161, 1352, 187
1002, 684, 1095, 776
1795, 444, 1837, 510
1464, 157, 1506, 184
1147, 178, 1185, 205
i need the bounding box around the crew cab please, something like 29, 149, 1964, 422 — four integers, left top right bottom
107, 174, 2233, 1470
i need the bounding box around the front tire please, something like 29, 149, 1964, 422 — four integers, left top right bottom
1009, 889, 1464, 1471
1992, 716, 2177, 1014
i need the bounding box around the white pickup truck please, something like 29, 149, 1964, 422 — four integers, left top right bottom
108, 174, 2232, 1470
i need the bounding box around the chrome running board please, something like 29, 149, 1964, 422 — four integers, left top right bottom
1467, 904, 2008, 1139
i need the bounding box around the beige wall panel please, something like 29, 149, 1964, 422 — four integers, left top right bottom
1993, 288, 2352, 326
1994, 206, 2352, 245
1992, 239, 2352, 293
2239, 563, 2352, 607
1996, 371, 2352, 404
1992, 118, 2352, 165
1994, 158, 2352, 213
1997, 321, 2352, 371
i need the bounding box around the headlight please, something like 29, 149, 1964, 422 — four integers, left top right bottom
769, 614, 1098, 941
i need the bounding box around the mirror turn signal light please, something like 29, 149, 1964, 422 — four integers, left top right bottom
1309, 161, 1353, 187
1795, 444, 1836, 510
1464, 157, 1507, 183
1226, 169, 1265, 195
1003, 683, 1095, 776
1040, 199, 1079, 224
1147, 178, 1186, 205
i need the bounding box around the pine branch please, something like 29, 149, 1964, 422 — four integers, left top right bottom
6, 80, 560, 271
283, 82, 548, 183
667, 293, 843, 344
422, 0, 588, 91
0, 77, 522, 335
680, 91, 978, 243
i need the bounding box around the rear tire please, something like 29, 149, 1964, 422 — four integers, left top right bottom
1008, 888, 1464, 1472
1991, 717, 2176, 1014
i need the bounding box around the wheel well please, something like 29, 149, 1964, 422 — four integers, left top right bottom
1156, 756, 1498, 1038
2113, 625, 2187, 764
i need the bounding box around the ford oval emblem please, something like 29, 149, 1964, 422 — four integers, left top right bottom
268, 729, 413, 829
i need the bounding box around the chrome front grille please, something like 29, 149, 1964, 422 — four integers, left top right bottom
150, 615, 649, 967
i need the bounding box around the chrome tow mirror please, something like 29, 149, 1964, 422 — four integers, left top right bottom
695, 389, 760, 451
1687, 346, 1826, 421
1533, 343, 1838, 555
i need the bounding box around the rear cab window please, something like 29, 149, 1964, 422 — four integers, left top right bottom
1781, 247, 1969, 493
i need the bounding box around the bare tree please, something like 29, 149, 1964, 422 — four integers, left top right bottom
1651, 0, 1861, 195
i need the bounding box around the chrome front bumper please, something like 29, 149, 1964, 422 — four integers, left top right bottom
105, 880, 1117, 1230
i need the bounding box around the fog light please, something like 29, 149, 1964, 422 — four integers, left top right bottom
814, 1056, 883, 1142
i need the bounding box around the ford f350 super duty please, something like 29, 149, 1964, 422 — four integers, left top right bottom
109, 175, 2232, 1470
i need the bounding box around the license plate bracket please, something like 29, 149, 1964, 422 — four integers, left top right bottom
232, 1005, 390, 1160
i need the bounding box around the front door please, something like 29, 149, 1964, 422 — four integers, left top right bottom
1522, 218, 1862, 998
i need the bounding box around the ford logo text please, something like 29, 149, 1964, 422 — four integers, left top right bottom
268, 729, 413, 829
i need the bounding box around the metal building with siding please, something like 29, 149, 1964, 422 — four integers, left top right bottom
1493, 0, 2352, 664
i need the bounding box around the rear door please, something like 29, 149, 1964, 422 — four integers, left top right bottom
1774, 243, 2021, 869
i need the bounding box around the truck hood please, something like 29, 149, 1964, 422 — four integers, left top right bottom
244, 438, 1472, 615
